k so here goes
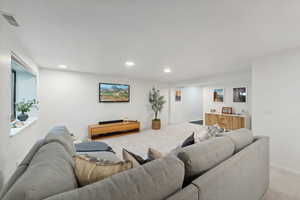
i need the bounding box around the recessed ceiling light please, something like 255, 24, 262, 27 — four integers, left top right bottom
58, 65, 67, 69
164, 67, 172, 73
125, 61, 135, 68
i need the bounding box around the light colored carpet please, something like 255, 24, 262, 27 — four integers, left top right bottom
100, 122, 300, 200
263, 167, 300, 200
101, 122, 207, 158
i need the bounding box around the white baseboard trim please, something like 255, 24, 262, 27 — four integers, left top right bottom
270, 163, 300, 176
190, 118, 204, 122
169, 119, 204, 125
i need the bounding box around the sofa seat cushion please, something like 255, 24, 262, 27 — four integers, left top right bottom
45, 126, 76, 156
3, 142, 78, 200
44, 155, 185, 200
177, 137, 234, 179
225, 128, 254, 152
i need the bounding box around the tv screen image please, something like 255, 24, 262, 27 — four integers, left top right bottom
99, 83, 130, 102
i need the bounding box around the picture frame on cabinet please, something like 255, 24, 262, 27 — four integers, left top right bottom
222, 107, 233, 114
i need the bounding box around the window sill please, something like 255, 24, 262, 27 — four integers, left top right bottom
10, 117, 38, 137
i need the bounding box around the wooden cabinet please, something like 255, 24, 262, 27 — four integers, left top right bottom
205, 113, 218, 125
218, 115, 233, 130
88, 121, 140, 139
232, 116, 245, 130
205, 113, 249, 130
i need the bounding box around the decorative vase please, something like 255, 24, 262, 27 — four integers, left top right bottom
152, 119, 161, 130
17, 113, 29, 122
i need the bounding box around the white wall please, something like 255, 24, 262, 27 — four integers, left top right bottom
0, 17, 41, 184
252, 48, 300, 174
39, 69, 169, 139
203, 80, 251, 116
169, 70, 251, 125
169, 86, 203, 124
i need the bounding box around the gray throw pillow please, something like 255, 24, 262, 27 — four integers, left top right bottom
147, 148, 164, 160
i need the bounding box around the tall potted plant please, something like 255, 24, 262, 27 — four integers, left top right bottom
16, 99, 38, 122
149, 87, 166, 130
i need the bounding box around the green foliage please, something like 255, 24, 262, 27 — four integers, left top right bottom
16, 99, 38, 114
149, 87, 166, 120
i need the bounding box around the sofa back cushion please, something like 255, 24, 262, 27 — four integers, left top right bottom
166, 184, 199, 200
192, 136, 269, 200
177, 137, 234, 179
45, 126, 76, 156
225, 128, 254, 152
44, 155, 185, 200
3, 142, 78, 200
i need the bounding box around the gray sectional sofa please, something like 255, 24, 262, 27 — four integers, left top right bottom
0, 126, 269, 200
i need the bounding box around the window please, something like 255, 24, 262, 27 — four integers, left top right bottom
10, 53, 37, 123
11, 69, 16, 121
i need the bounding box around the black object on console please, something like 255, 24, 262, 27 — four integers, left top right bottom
98, 120, 124, 125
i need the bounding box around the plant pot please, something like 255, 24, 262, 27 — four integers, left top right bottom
152, 119, 161, 130
17, 113, 29, 122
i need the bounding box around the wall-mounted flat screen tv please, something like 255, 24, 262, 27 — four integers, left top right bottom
99, 83, 130, 102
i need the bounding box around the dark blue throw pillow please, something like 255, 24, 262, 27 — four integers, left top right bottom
181, 132, 195, 148
123, 149, 151, 165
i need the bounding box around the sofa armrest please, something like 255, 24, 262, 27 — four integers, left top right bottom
193, 136, 269, 200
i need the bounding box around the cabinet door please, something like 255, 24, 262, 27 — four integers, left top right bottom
218, 115, 233, 130
232, 117, 245, 130
205, 114, 218, 126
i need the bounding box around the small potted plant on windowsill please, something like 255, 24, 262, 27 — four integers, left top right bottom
16, 99, 38, 122
149, 87, 166, 130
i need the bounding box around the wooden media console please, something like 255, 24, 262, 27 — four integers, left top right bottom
88, 121, 140, 139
